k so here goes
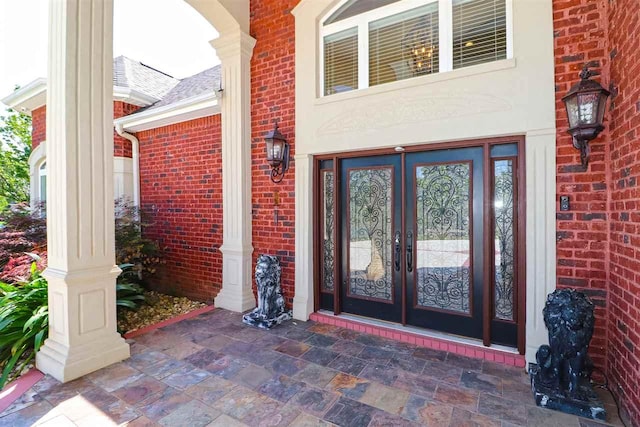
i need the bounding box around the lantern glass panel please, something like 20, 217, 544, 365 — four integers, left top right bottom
577, 91, 599, 125
265, 139, 275, 162
273, 141, 283, 161
596, 91, 608, 125
565, 95, 579, 128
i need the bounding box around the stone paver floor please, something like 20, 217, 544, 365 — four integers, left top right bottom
0, 309, 624, 426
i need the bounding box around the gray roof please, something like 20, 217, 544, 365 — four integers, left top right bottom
143, 65, 221, 112
113, 56, 180, 101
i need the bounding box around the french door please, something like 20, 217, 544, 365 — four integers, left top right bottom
317, 141, 522, 349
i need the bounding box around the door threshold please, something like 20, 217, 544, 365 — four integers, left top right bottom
311, 310, 526, 368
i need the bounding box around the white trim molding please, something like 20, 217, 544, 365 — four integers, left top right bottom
112, 86, 159, 107
1, 78, 47, 115
28, 141, 47, 206
114, 92, 220, 132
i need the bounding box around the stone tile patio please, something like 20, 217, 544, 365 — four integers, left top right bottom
0, 309, 624, 426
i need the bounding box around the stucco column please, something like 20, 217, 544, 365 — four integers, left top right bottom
293, 154, 314, 321
525, 129, 557, 365
36, 0, 129, 382
210, 30, 257, 312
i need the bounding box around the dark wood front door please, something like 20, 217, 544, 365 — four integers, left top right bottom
339, 155, 403, 323
317, 142, 522, 349
404, 148, 484, 339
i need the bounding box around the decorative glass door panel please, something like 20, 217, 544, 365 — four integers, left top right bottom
321, 170, 336, 294
489, 144, 519, 347
348, 167, 393, 301
405, 148, 484, 339
494, 159, 515, 321
340, 156, 402, 322
415, 163, 472, 314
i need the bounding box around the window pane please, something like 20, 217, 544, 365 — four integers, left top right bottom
40, 175, 47, 202
453, 0, 506, 69
321, 170, 335, 293
39, 162, 47, 202
324, 28, 359, 96
494, 159, 515, 321
369, 3, 439, 87
348, 168, 394, 301
415, 163, 471, 314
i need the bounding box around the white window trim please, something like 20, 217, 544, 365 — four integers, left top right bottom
28, 141, 47, 208
319, 0, 513, 97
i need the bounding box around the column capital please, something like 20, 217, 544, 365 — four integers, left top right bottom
210, 30, 256, 61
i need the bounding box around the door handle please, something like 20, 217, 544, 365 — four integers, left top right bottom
406, 231, 413, 272
394, 231, 401, 271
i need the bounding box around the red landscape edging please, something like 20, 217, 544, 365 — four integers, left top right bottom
310, 312, 526, 368
123, 305, 215, 339
0, 368, 44, 414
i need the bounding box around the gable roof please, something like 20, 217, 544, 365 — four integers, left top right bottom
3, 56, 222, 130
113, 56, 180, 101
144, 65, 221, 112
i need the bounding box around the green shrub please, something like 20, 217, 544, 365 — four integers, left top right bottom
0, 261, 147, 390
0, 262, 48, 389
116, 264, 146, 310
114, 199, 163, 282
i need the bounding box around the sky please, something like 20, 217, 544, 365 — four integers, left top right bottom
0, 0, 220, 111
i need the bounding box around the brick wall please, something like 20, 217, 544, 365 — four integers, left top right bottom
554, 0, 640, 423
138, 115, 223, 303
250, 0, 299, 306
606, 0, 640, 422
553, 0, 610, 371
32, 106, 46, 150
113, 101, 140, 158
30, 102, 139, 157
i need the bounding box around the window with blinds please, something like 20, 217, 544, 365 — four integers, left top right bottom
452, 0, 506, 69
323, 28, 359, 96
321, 0, 510, 96
369, 4, 439, 87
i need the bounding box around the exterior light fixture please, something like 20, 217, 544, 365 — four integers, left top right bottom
403, 18, 436, 76
264, 122, 289, 183
562, 63, 610, 169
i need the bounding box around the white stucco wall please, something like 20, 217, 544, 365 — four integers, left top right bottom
292, 0, 557, 365
113, 157, 134, 202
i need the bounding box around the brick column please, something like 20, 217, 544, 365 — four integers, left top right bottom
36, 0, 129, 382
211, 30, 257, 312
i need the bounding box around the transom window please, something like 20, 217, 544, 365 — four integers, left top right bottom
321, 0, 510, 96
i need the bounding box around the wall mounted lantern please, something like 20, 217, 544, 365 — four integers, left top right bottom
562, 63, 610, 169
264, 122, 290, 183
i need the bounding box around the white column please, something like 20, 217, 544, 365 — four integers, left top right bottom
293, 154, 314, 321
525, 129, 557, 365
36, 0, 129, 383
211, 30, 257, 312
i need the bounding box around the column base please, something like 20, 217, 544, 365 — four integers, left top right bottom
293, 295, 313, 321
217, 244, 255, 313
36, 332, 129, 383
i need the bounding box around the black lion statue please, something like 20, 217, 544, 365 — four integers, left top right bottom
242, 255, 291, 329
533, 289, 595, 400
